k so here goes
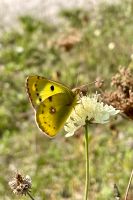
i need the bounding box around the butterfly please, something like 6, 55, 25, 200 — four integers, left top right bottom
26, 75, 78, 137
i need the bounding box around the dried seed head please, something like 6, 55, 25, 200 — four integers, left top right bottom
103, 67, 133, 119
95, 77, 104, 88
8, 172, 32, 196
57, 29, 81, 51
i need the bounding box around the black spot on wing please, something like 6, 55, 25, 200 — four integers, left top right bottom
26, 78, 34, 105
28, 91, 31, 97
48, 96, 52, 102
50, 85, 54, 91
49, 106, 56, 114
39, 97, 42, 102
34, 83, 38, 92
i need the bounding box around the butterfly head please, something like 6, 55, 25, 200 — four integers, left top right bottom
72, 85, 88, 97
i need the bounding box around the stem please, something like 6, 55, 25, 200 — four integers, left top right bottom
114, 184, 121, 200
27, 192, 36, 200
84, 124, 89, 200
124, 169, 133, 200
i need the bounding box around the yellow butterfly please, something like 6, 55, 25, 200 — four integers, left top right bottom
26, 75, 78, 137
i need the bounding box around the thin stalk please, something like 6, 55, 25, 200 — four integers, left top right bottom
124, 169, 133, 200
84, 124, 89, 200
27, 192, 36, 200
114, 184, 121, 200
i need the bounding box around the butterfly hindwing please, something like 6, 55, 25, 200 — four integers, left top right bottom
36, 93, 77, 137
26, 75, 73, 109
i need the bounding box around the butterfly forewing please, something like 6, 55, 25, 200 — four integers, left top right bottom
26, 75, 74, 109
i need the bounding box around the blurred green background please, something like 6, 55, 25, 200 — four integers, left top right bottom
0, 0, 133, 199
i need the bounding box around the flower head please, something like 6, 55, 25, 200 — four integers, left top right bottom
8, 172, 32, 195
94, 29, 101, 37
108, 42, 115, 50
103, 67, 133, 119
64, 94, 120, 137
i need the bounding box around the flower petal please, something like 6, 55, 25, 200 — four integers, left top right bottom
64, 94, 120, 136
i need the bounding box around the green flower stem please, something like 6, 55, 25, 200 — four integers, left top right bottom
27, 192, 36, 200
84, 123, 89, 200
124, 169, 133, 200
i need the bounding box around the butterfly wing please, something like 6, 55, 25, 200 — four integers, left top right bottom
36, 93, 77, 137
26, 75, 73, 109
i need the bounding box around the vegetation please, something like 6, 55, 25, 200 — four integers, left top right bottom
0, 0, 133, 199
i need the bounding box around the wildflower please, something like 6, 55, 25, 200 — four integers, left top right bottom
94, 29, 101, 37
130, 54, 133, 60
103, 67, 133, 119
15, 46, 24, 53
64, 94, 119, 137
108, 42, 115, 50
57, 29, 81, 51
95, 77, 104, 88
8, 172, 32, 196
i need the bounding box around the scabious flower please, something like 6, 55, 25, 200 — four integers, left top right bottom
64, 94, 120, 137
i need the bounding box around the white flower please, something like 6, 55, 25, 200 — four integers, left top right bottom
94, 29, 101, 37
130, 54, 133, 60
64, 94, 120, 137
108, 42, 115, 50
15, 46, 24, 53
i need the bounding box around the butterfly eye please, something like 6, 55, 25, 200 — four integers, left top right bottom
50, 85, 54, 91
